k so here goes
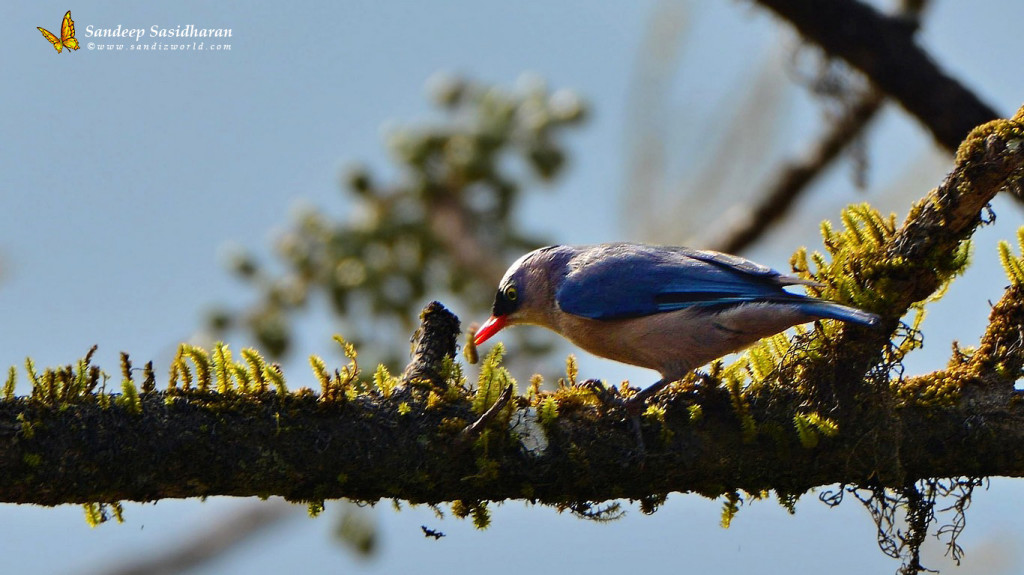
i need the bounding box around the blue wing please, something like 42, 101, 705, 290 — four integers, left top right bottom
555, 243, 811, 320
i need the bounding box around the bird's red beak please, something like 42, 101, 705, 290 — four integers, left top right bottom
474, 315, 507, 346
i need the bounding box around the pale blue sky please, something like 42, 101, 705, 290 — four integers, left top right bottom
4, 2, 1024, 574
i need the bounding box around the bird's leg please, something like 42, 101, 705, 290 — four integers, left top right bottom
619, 378, 677, 458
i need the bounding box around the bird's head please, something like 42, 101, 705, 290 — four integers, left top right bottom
474, 246, 569, 346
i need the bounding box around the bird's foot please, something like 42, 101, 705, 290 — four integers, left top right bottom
621, 394, 652, 418
577, 378, 622, 405
578, 379, 646, 456
621, 378, 674, 414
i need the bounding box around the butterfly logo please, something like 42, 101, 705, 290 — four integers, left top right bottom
38, 11, 79, 53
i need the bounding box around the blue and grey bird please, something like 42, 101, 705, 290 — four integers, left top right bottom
474, 243, 880, 406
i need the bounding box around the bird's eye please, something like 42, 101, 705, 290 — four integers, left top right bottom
504, 285, 518, 302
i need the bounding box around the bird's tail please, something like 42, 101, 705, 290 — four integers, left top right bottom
796, 300, 881, 327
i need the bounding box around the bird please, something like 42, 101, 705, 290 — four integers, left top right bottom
474, 243, 880, 409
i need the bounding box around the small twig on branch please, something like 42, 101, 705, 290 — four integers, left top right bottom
901, 284, 1024, 408
400, 301, 461, 387
456, 384, 513, 448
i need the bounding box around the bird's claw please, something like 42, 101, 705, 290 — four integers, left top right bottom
578, 378, 621, 404
577, 379, 648, 456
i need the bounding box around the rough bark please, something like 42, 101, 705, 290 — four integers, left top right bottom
2, 376, 1024, 507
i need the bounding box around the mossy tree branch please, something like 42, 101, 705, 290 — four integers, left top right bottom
4, 107, 1024, 574
3, 290, 1024, 508
3, 366, 1024, 508
827, 109, 1024, 390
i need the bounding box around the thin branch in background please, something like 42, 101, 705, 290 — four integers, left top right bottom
92, 499, 297, 575
624, 1, 794, 245
630, 0, 1011, 254
680, 48, 791, 229
699, 0, 929, 254
752, 0, 999, 154
702, 82, 884, 253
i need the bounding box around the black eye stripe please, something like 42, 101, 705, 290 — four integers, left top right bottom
492, 283, 521, 316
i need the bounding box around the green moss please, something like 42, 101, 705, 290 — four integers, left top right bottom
180, 345, 213, 391
3, 366, 15, 401
563, 354, 579, 387
527, 374, 543, 400
118, 379, 142, 415
334, 335, 361, 388
538, 396, 559, 426
373, 364, 398, 398
955, 116, 1024, 165
720, 491, 741, 528
231, 364, 253, 394
687, 404, 704, 424
724, 372, 756, 443
472, 456, 500, 482
643, 404, 673, 444
997, 227, 1024, 285
241, 348, 269, 393
307, 501, 325, 518
426, 391, 443, 410
213, 342, 234, 393
438, 417, 467, 435
473, 344, 514, 414
471, 502, 491, 529
85, 502, 126, 526
83, 503, 103, 527
450, 499, 469, 518
793, 415, 816, 448
309, 355, 331, 397
16, 413, 35, 439
142, 361, 156, 393
24, 357, 39, 390
439, 355, 465, 389
794, 412, 839, 449
265, 363, 287, 394
893, 371, 963, 407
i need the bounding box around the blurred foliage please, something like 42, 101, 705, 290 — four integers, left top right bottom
208, 74, 586, 366
334, 505, 378, 558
